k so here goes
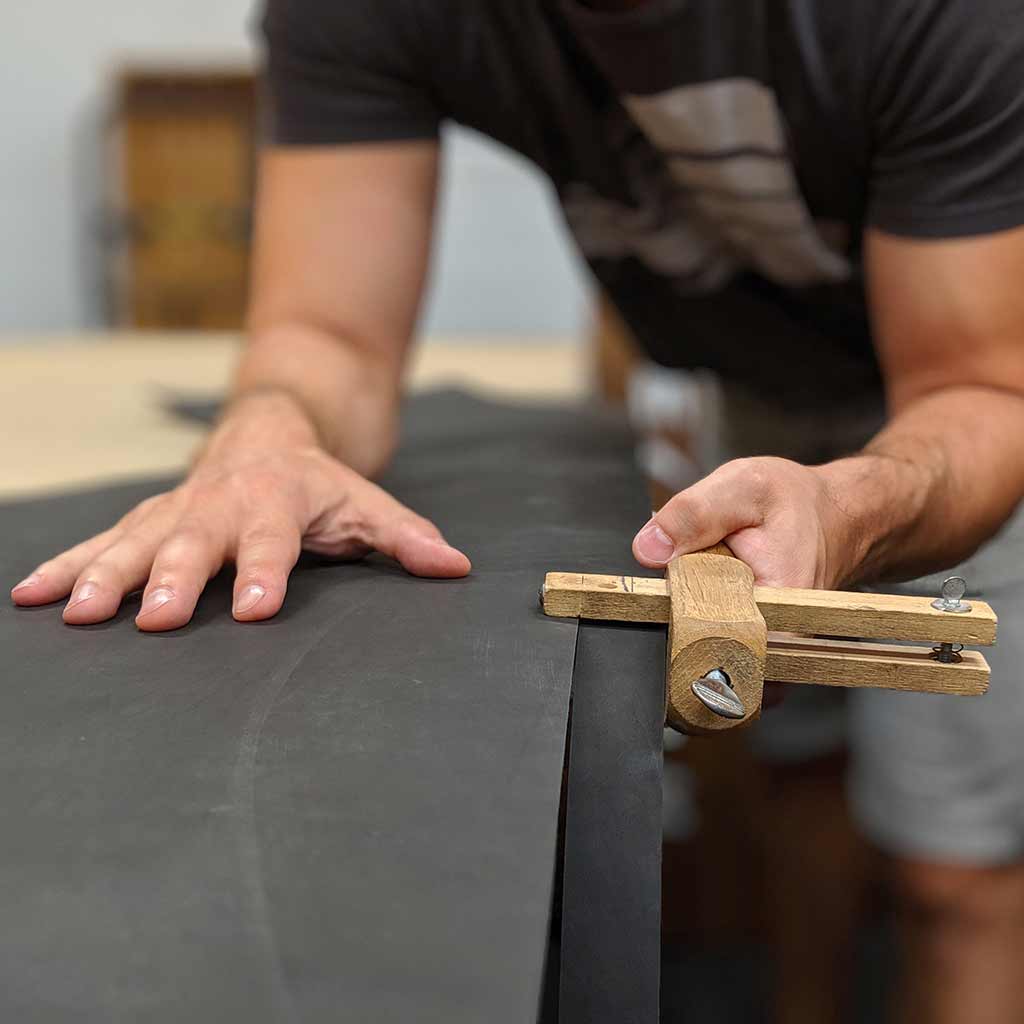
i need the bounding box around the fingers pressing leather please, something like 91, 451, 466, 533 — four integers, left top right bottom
11, 528, 120, 608
15, 450, 473, 633
135, 522, 229, 632
62, 529, 170, 625
385, 518, 473, 578
12, 494, 178, 620
343, 475, 471, 578
232, 517, 302, 621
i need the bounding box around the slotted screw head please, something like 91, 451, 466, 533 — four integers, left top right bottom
691, 668, 746, 720
932, 576, 972, 613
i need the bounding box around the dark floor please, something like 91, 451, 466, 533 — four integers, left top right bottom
541, 921, 895, 1023
660, 923, 896, 1024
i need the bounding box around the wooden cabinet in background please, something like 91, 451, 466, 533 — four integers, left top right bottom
108, 68, 257, 329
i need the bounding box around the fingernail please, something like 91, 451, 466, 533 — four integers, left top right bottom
65, 581, 99, 610
12, 572, 42, 592
137, 587, 175, 618
635, 521, 676, 563
234, 585, 266, 615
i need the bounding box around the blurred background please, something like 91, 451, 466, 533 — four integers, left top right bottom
0, 0, 591, 337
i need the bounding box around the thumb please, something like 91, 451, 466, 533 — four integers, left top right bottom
346, 476, 472, 579
632, 463, 768, 568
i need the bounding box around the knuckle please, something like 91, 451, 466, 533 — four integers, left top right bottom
239, 529, 299, 569
211, 465, 288, 505
153, 529, 212, 569
179, 480, 223, 510
415, 515, 442, 538
134, 493, 169, 517
49, 541, 98, 573
235, 563, 280, 587
730, 457, 784, 515
85, 542, 146, 582
731, 457, 766, 484
35, 556, 64, 576
325, 456, 358, 486
187, 469, 294, 514
241, 470, 286, 498
393, 512, 438, 541
244, 507, 296, 534
662, 493, 705, 536
104, 532, 147, 562
737, 456, 784, 490
80, 556, 117, 583
239, 527, 294, 554
118, 492, 168, 528
71, 570, 104, 592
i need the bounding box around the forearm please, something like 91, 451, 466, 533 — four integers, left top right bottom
818, 385, 1024, 585
210, 322, 403, 478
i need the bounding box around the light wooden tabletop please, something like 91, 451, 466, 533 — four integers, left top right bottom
0, 332, 589, 500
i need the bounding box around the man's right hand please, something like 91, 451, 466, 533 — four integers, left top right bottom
11, 141, 464, 631
9, 393, 471, 632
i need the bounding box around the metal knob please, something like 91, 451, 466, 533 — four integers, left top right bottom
932, 576, 972, 614
691, 669, 746, 720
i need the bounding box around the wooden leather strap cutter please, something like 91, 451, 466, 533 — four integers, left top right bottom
542, 544, 997, 734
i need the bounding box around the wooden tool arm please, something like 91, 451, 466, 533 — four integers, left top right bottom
542, 574, 998, 646
764, 637, 989, 695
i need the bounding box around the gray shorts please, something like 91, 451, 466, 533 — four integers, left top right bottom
641, 373, 1024, 864
748, 532, 1024, 865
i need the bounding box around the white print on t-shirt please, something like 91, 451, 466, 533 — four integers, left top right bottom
563, 77, 850, 291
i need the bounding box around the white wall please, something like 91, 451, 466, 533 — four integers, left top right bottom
422, 128, 591, 336
0, 0, 590, 338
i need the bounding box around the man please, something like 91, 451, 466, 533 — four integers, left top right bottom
12, 0, 1024, 1019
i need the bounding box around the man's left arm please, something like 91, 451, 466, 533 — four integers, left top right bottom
632, 225, 1024, 590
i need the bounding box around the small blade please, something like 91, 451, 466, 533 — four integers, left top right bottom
691, 669, 746, 720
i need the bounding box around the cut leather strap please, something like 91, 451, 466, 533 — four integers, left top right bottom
560, 620, 665, 1024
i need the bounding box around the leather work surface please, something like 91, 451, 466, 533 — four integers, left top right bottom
0, 391, 666, 1023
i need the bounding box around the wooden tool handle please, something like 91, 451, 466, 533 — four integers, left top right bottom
665, 544, 767, 733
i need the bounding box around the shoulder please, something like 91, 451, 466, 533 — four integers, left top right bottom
861, 0, 1024, 236
864, 0, 1024, 118
262, 0, 472, 38
261, 0, 458, 62
260, 0, 465, 144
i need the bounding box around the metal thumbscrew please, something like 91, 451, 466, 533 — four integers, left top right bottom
933, 642, 964, 664
931, 576, 972, 614
691, 668, 747, 720
931, 577, 971, 663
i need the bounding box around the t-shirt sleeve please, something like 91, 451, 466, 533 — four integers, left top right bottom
260, 0, 441, 146
865, 0, 1024, 238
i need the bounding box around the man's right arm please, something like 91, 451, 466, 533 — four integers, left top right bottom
238, 143, 438, 476
11, 142, 472, 631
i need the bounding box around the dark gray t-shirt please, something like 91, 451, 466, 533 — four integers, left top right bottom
261, 0, 1024, 408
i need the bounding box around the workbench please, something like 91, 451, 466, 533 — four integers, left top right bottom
0, 332, 665, 1023
0, 332, 587, 499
